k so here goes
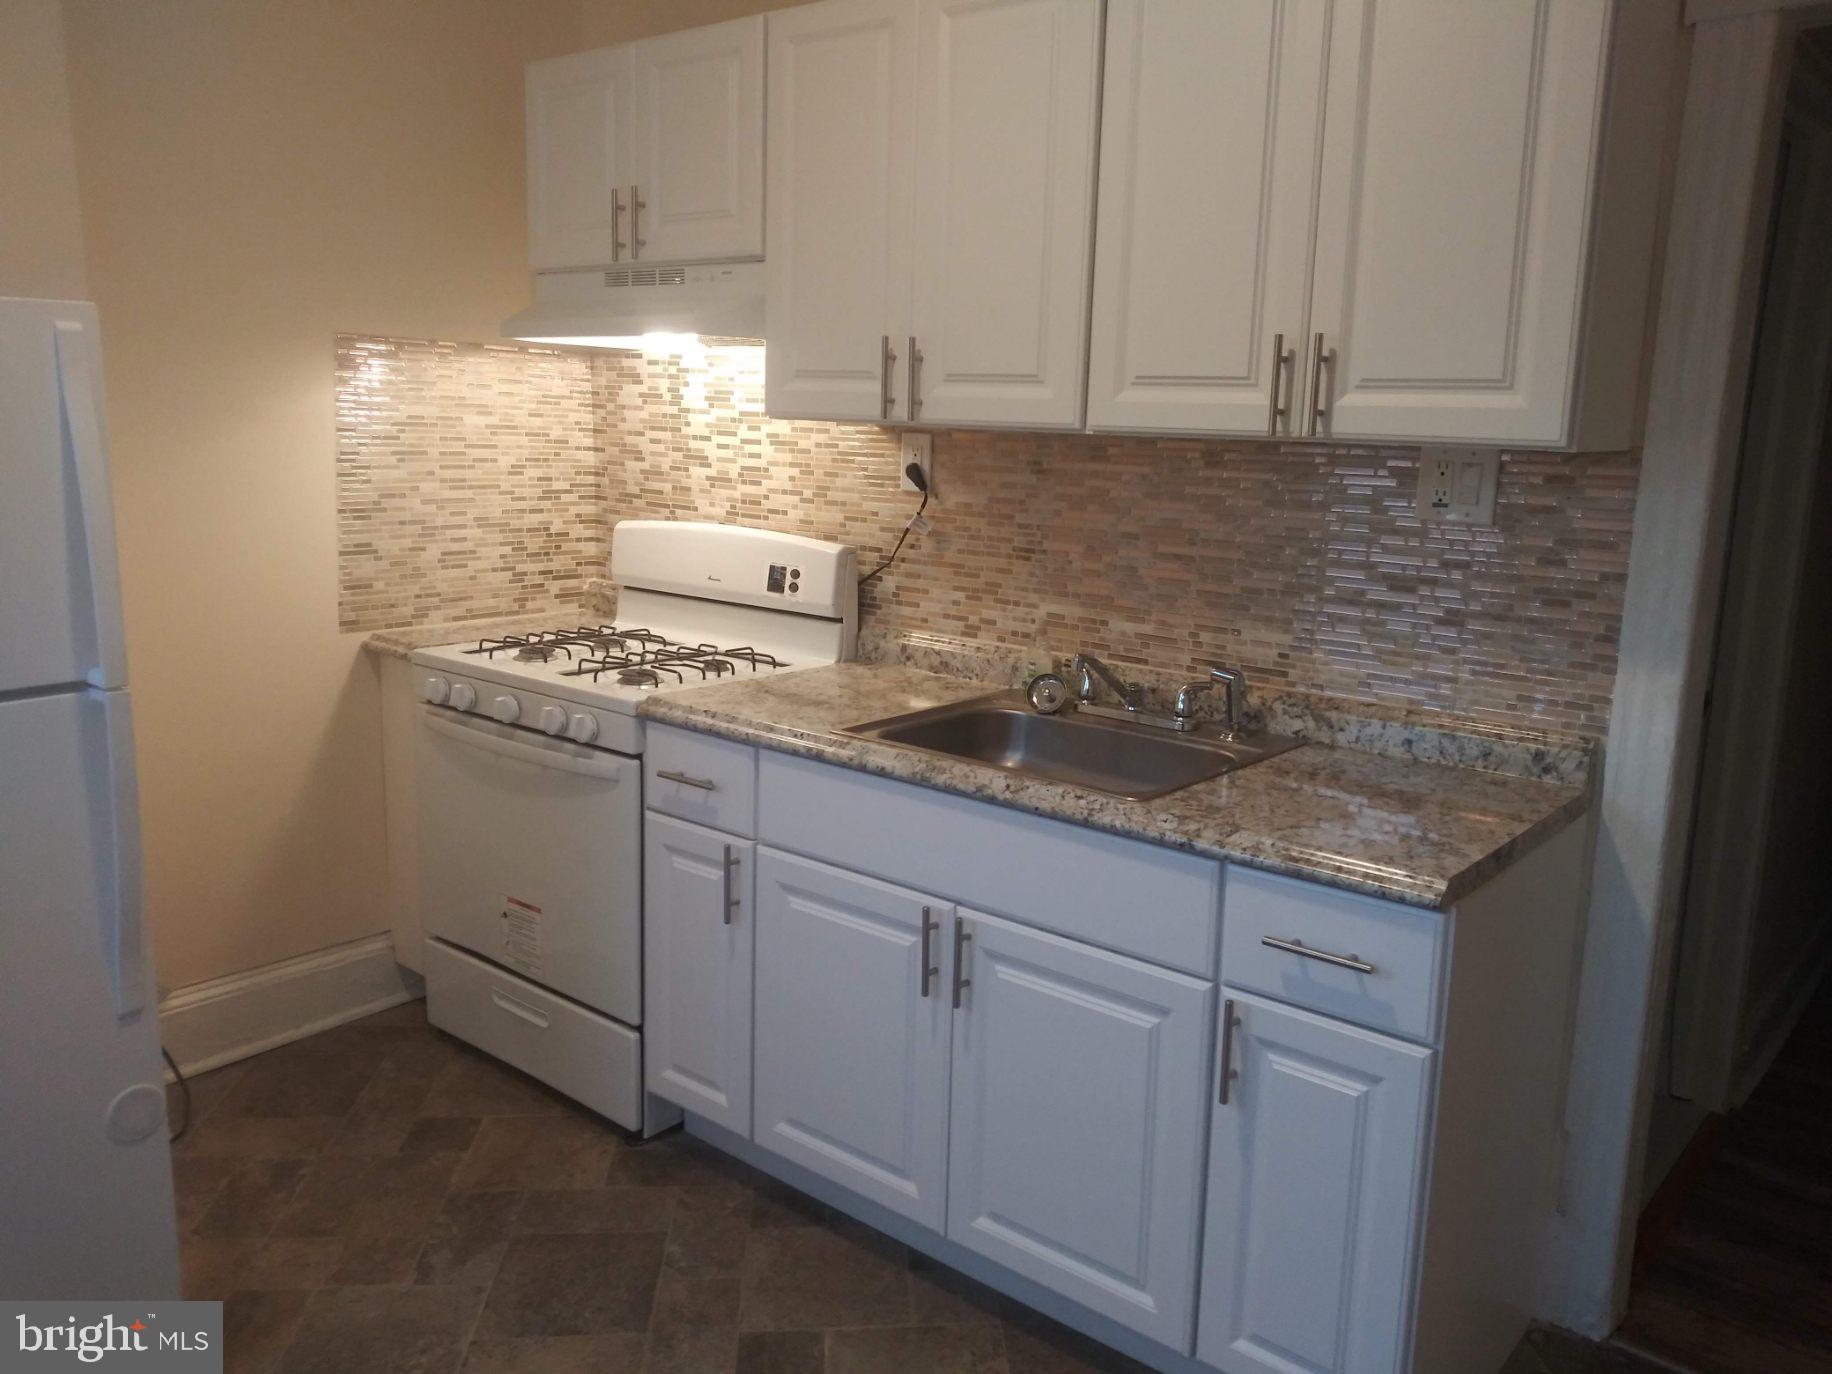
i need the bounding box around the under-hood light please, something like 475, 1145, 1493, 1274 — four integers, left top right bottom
515, 331, 710, 355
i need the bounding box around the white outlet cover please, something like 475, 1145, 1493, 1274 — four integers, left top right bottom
1417, 446, 1499, 525
900, 431, 933, 494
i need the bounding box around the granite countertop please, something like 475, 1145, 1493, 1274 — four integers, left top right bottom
638, 663, 1589, 911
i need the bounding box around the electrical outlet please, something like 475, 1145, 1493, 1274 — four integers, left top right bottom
1417, 446, 1499, 525
900, 431, 933, 494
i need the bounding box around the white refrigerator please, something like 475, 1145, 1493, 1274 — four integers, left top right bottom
0, 297, 180, 1298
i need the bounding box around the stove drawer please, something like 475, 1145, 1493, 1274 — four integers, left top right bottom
646, 724, 757, 836
425, 938, 643, 1129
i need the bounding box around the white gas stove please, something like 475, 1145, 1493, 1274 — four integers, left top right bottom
412, 520, 858, 754
412, 521, 857, 1134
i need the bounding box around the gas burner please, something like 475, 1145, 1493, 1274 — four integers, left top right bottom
515, 644, 558, 662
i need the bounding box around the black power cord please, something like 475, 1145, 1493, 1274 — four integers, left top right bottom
859, 462, 931, 586
162, 1046, 191, 1143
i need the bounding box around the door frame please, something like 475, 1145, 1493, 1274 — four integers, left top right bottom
1546, 2, 1832, 1336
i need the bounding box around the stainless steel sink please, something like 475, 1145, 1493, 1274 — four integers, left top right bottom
840, 693, 1301, 801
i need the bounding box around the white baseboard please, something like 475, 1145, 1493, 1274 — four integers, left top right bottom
158, 933, 423, 1076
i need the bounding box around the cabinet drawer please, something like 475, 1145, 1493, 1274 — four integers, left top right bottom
1222, 865, 1446, 1044
646, 724, 758, 836
424, 938, 643, 1129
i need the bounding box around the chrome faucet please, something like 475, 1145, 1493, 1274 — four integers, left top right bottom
1169, 665, 1248, 736
1070, 653, 1143, 712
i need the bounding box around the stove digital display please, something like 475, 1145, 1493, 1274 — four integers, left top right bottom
766, 563, 787, 593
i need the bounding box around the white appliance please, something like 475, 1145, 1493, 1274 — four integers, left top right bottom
0, 298, 180, 1298
412, 521, 857, 1130
504, 263, 765, 350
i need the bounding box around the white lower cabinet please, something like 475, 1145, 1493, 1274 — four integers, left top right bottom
752, 848, 953, 1229
643, 814, 754, 1135
1197, 990, 1433, 1374
946, 910, 1212, 1348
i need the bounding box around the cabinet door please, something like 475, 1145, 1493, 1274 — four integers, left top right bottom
1197, 991, 1432, 1374
1305, 0, 1612, 445
527, 47, 632, 271
628, 16, 765, 264
753, 848, 952, 1229
946, 910, 1211, 1349
1087, 0, 1329, 436
765, 0, 917, 421
908, 0, 1102, 428
643, 815, 754, 1135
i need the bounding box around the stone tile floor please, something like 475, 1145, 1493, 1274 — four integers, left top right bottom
169, 1001, 1676, 1374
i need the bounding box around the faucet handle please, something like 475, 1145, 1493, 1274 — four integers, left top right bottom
1171, 678, 1213, 720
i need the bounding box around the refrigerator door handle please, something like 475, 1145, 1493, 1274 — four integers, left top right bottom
97, 690, 146, 1018
55, 320, 129, 692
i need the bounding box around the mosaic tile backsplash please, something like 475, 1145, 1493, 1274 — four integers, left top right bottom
337, 338, 1637, 738
336, 337, 606, 632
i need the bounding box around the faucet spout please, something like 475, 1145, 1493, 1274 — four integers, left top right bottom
1070, 653, 1142, 712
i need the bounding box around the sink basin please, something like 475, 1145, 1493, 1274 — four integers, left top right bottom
840, 694, 1301, 801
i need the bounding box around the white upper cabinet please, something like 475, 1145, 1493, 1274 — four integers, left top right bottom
628, 16, 766, 264
764, 0, 1103, 428
1197, 991, 1432, 1374
527, 47, 632, 271
766, 0, 917, 422
1087, 0, 1329, 436
1306, 0, 1626, 446
908, 0, 1103, 428
526, 19, 763, 271
946, 910, 1211, 1348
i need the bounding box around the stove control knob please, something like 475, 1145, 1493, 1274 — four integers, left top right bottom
566, 713, 599, 744
490, 695, 521, 725
537, 704, 567, 736
422, 676, 450, 705
448, 682, 477, 712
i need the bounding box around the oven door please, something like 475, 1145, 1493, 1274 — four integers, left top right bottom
418, 705, 641, 1025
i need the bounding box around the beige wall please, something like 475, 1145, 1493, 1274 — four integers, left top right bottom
577, 0, 777, 47
0, 0, 87, 298
59, 0, 581, 988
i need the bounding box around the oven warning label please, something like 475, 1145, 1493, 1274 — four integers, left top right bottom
501, 897, 543, 977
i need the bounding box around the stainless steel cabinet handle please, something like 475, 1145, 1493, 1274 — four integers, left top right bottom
610, 186, 624, 262
951, 915, 971, 1009
907, 335, 923, 420
1219, 998, 1240, 1105
1306, 331, 1329, 437
1266, 332, 1294, 436
722, 845, 739, 925
1261, 934, 1376, 975
629, 184, 645, 259
919, 907, 939, 999
881, 334, 898, 420
656, 769, 716, 791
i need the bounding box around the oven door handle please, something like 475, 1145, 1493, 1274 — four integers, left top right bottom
423, 708, 628, 782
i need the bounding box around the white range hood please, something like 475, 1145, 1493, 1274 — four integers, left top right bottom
504, 263, 765, 350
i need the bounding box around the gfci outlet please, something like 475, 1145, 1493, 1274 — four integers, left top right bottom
901, 431, 933, 494
1417, 446, 1499, 525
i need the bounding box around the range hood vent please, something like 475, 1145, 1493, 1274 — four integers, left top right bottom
503, 262, 765, 350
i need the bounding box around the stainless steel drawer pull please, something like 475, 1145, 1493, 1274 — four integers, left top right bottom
880, 334, 898, 420
629, 184, 645, 258
907, 335, 924, 420
1219, 999, 1240, 1105
656, 769, 716, 791
610, 186, 625, 262
1266, 332, 1294, 436
951, 915, 971, 1010
722, 845, 739, 926
919, 907, 939, 998
1262, 935, 1376, 975
1306, 331, 1329, 437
